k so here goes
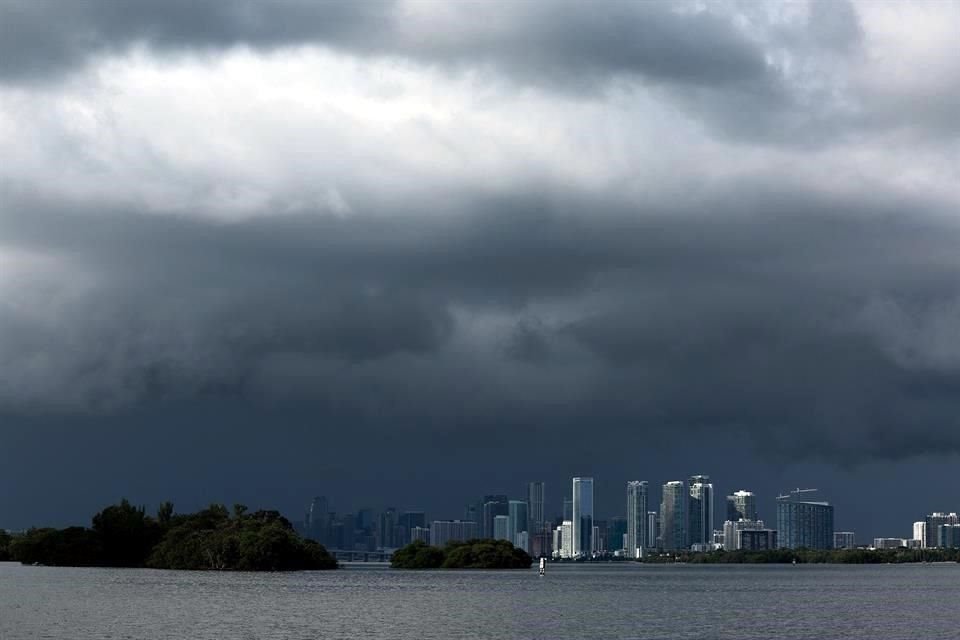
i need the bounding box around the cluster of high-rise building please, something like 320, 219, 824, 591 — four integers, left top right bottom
461, 483, 551, 556
300, 476, 960, 558
543, 479, 828, 558
302, 497, 431, 552
878, 512, 960, 550
300, 482, 551, 555
858, 512, 960, 551
611, 479, 781, 557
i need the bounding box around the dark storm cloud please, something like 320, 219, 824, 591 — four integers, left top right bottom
5, 181, 960, 464
4, 0, 960, 537
0, 0, 392, 82
0, 0, 772, 92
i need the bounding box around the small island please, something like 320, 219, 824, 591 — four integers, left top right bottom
8, 500, 336, 571
391, 539, 532, 569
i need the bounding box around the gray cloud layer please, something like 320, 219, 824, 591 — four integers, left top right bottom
5, 179, 960, 464
5, 0, 921, 144
0, 0, 769, 88
3, 0, 960, 530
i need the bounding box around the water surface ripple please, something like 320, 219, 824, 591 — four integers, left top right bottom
2, 562, 959, 639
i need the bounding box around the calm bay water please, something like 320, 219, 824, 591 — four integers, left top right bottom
2, 561, 959, 639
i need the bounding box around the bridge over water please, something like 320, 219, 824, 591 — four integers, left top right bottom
328, 549, 394, 563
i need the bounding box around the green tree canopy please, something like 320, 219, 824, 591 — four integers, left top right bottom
390, 540, 445, 569
391, 539, 532, 570
0, 529, 15, 561
9, 500, 336, 571
91, 499, 162, 567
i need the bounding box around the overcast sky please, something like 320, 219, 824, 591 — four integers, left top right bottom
2, 0, 960, 540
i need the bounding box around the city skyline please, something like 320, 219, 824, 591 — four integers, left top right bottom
295, 476, 959, 555
7, 463, 955, 545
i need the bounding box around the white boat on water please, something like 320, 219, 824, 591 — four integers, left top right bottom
539, 557, 546, 576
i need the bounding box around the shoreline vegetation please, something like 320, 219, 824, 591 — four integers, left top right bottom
648, 548, 960, 564
559, 548, 960, 564
5, 500, 336, 571
6, 512, 957, 571
391, 539, 533, 569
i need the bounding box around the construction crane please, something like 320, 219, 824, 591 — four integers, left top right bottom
776, 488, 819, 500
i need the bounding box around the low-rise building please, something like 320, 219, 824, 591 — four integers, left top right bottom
723, 520, 766, 551
833, 531, 856, 549
739, 529, 777, 551
872, 538, 906, 550
712, 529, 725, 547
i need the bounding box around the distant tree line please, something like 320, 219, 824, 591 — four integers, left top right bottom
643, 548, 960, 564
0, 530, 12, 561
391, 539, 533, 569
6, 500, 337, 571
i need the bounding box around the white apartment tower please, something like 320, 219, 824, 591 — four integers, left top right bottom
626, 481, 649, 558
688, 475, 714, 548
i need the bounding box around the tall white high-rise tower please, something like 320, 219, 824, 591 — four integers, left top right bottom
572, 477, 594, 557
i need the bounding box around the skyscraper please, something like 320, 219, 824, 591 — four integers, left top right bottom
660, 481, 686, 550
410, 526, 430, 543
527, 482, 545, 529
527, 481, 548, 557
464, 501, 481, 525
626, 480, 649, 558
357, 508, 374, 532
726, 490, 757, 522
924, 513, 959, 548
913, 521, 926, 547
776, 489, 834, 550
592, 525, 603, 553
378, 507, 398, 549
397, 511, 426, 547
493, 515, 510, 542
508, 500, 529, 550
339, 512, 357, 550
481, 495, 509, 539
430, 520, 478, 547
647, 511, 660, 550
688, 475, 714, 548
560, 520, 573, 559
606, 516, 627, 553
516, 531, 530, 552
305, 496, 329, 544
572, 477, 594, 557
940, 524, 960, 548
724, 519, 774, 550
